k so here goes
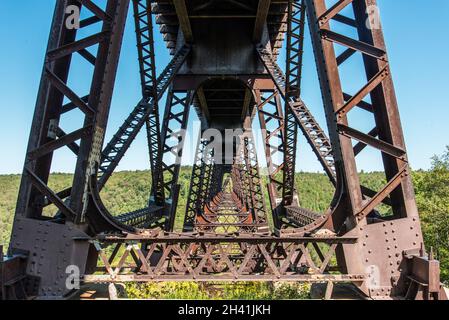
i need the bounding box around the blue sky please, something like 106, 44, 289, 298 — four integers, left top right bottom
0, 0, 448, 174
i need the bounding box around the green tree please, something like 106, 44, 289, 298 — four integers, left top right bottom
414, 147, 449, 283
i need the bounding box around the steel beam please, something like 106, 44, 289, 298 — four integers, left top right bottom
253, 0, 271, 42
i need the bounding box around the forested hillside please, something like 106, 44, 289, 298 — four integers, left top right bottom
1, 148, 448, 289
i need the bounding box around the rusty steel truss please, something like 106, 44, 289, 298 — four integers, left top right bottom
1, 0, 446, 300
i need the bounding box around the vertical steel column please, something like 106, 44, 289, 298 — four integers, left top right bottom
160, 89, 193, 230
231, 161, 245, 209
14, 0, 79, 221
207, 164, 224, 202
13, 0, 131, 225
70, 0, 131, 223
352, 0, 416, 219
257, 48, 337, 186
255, 90, 285, 227
98, 45, 191, 190
9, 0, 130, 297
132, 0, 164, 205
231, 120, 268, 227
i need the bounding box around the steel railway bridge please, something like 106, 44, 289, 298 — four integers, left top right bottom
0, 0, 446, 300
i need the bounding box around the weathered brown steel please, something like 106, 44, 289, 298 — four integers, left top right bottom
197, 192, 258, 234
283, 0, 304, 206
255, 90, 285, 228
8, 1, 131, 297
133, 0, 164, 206
159, 88, 194, 231
99, 45, 191, 190
257, 47, 337, 185
2, 0, 445, 301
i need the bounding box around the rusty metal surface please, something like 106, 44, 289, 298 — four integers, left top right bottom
4, 0, 445, 300
0, 248, 33, 300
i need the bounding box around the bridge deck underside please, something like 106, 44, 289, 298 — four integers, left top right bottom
154, 0, 288, 58
2, 0, 444, 301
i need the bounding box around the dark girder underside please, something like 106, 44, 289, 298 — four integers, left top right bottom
154, 0, 288, 58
